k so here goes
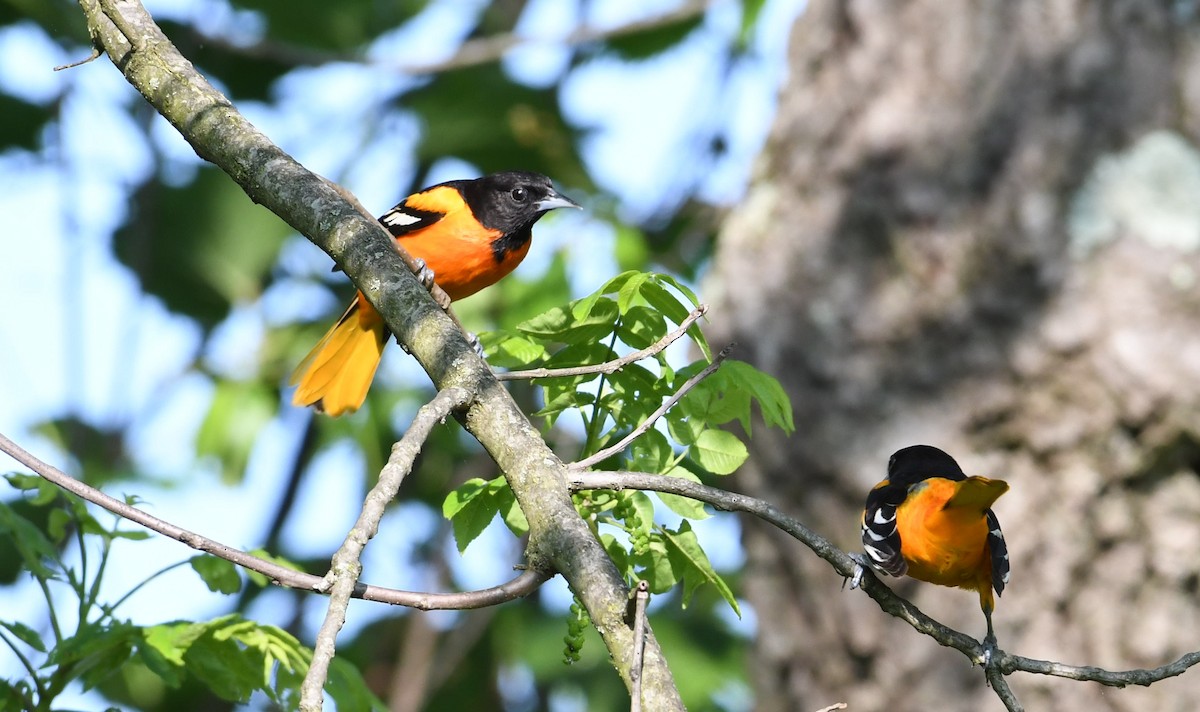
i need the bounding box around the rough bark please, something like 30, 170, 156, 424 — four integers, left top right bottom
708, 1, 1200, 710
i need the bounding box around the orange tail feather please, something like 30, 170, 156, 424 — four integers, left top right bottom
290, 296, 387, 416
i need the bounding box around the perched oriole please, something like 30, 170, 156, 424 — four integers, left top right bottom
290, 171, 579, 416
859, 444, 1010, 646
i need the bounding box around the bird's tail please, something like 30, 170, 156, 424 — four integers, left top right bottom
290, 296, 387, 416
945, 476, 1009, 511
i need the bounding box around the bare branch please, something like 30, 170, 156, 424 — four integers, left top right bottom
569, 470, 1200, 691
302, 387, 471, 709
0, 430, 549, 609
178, 0, 712, 77
569, 344, 733, 470
1000, 650, 1200, 688
630, 579, 650, 712
495, 305, 709, 382
987, 665, 1024, 712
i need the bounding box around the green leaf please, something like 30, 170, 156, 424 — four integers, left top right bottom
139, 621, 209, 687
3, 473, 42, 491
183, 627, 265, 703
328, 656, 388, 711
49, 620, 139, 690
641, 277, 712, 360
689, 429, 748, 476
738, 0, 768, 49
0, 501, 59, 579
628, 492, 656, 534
629, 429, 673, 474
480, 332, 548, 369
190, 555, 242, 594
47, 508, 71, 544
0, 679, 26, 711
520, 298, 620, 345
616, 305, 668, 350
616, 272, 652, 313
660, 521, 739, 615
722, 360, 795, 433
656, 467, 710, 520
599, 533, 632, 579
664, 411, 699, 448
496, 483, 529, 538
0, 620, 45, 653
635, 535, 677, 594
443, 479, 500, 553
603, 13, 704, 60
572, 271, 635, 319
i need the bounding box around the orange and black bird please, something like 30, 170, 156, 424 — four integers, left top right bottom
290, 171, 579, 416
858, 444, 1011, 648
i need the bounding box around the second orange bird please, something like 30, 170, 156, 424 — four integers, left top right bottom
291, 171, 579, 416
859, 444, 1010, 646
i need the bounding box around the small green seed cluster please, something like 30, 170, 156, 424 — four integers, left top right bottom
563, 597, 590, 664
613, 495, 650, 557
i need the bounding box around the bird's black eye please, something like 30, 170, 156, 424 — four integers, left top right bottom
510, 187, 528, 202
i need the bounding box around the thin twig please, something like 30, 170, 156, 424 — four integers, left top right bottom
568, 470, 1200, 692
630, 579, 650, 712
813, 704, 848, 712
301, 387, 473, 710
496, 305, 708, 381
568, 344, 733, 470
54, 47, 102, 71
0, 431, 551, 609
1000, 650, 1200, 687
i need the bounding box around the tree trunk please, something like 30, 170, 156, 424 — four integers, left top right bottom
709, 1, 1200, 710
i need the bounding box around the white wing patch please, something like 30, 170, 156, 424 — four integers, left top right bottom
381, 209, 422, 227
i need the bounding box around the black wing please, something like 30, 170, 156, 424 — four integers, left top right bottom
378, 201, 445, 237
861, 480, 908, 577
986, 509, 1010, 596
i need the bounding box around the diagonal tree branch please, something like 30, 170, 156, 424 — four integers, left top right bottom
303, 387, 471, 709
71, 0, 682, 707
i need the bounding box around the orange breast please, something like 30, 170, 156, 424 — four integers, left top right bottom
396, 188, 530, 301
895, 478, 992, 593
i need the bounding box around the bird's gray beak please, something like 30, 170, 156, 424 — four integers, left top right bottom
535, 190, 582, 212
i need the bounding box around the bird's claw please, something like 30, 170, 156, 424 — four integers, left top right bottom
846, 552, 870, 590
979, 634, 1000, 675
466, 331, 485, 358
411, 257, 436, 291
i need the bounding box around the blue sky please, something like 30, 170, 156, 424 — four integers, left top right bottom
0, 0, 802, 707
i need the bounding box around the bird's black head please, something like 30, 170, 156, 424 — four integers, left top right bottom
886, 444, 966, 486
453, 171, 580, 236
